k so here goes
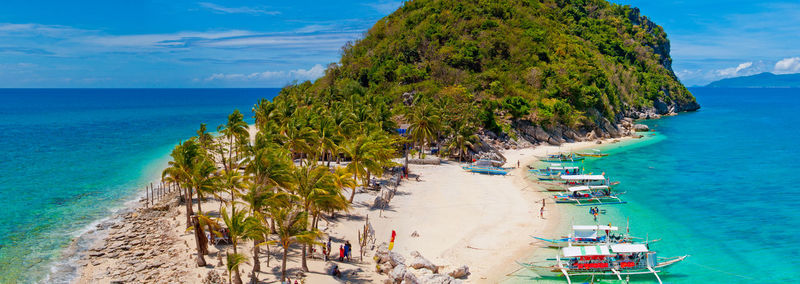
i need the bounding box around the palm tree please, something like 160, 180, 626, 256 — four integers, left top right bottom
225, 252, 248, 284
290, 164, 336, 271
189, 157, 217, 215
268, 195, 319, 283
219, 110, 250, 171
162, 139, 208, 266
283, 119, 315, 165
217, 170, 244, 212
221, 206, 251, 284
196, 123, 215, 154
445, 123, 479, 162
312, 114, 338, 165
408, 103, 441, 158
342, 133, 396, 203
238, 182, 272, 274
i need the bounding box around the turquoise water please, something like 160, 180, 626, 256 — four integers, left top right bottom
517, 88, 800, 283
0, 89, 277, 283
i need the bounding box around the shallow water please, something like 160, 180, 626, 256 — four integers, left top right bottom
511, 88, 800, 283
0, 88, 277, 283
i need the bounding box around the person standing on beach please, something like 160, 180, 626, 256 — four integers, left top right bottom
327, 238, 332, 260
540, 206, 544, 219
345, 241, 352, 261
542, 198, 546, 208
339, 245, 344, 261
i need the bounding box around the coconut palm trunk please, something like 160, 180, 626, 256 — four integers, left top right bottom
191, 215, 207, 267
252, 240, 260, 272
281, 245, 289, 282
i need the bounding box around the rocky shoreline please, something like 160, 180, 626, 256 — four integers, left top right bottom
76, 194, 191, 283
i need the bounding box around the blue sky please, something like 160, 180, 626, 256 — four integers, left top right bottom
0, 0, 798, 87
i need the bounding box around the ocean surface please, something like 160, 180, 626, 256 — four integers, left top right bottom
518, 88, 800, 283
0, 88, 278, 283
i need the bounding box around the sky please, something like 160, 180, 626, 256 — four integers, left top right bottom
0, 0, 798, 87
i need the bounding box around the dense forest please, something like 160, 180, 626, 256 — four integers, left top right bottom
272, 0, 698, 149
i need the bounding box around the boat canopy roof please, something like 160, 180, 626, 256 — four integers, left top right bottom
573, 225, 618, 231
560, 174, 606, 181
610, 244, 649, 253
568, 185, 609, 192
549, 166, 580, 170
562, 245, 612, 257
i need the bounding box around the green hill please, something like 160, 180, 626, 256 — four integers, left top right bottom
706, 72, 800, 88
277, 0, 698, 144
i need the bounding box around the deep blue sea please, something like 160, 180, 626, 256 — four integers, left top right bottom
513, 88, 800, 283
0, 88, 278, 283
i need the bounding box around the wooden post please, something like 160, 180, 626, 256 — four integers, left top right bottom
150, 183, 154, 205
145, 184, 149, 207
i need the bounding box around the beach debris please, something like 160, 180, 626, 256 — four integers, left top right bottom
411, 230, 419, 237
408, 251, 438, 273
447, 265, 470, 279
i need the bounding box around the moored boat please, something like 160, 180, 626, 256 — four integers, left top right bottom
462, 165, 509, 175
554, 185, 626, 206
577, 149, 610, 157
532, 225, 659, 248
518, 244, 688, 284
541, 153, 585, 162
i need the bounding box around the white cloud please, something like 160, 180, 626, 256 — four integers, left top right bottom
198, 2, 280, 15
364, 1, 403, 14
716, 62, 753, 77
204, 64, 326, 82
774, 57, 800, 74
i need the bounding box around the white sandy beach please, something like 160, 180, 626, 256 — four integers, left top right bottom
77, 134, 630, 283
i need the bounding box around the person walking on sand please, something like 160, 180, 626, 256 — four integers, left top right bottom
339, 245, 344, 261
542, 198, 546, 208
517, 160, 520, 168
540, 206, 544, 219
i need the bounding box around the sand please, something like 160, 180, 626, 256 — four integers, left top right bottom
77, 135, 630, 283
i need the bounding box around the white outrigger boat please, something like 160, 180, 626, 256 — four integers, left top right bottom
532, 225, 660, 248
518, 244, 688, 284
554, 185, 626, 206
529, 164, 583, 181
559, 174, 611, 186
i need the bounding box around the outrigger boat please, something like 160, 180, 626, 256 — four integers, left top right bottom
546, 184, 610, 193
462, 165, 509, 175
554, 185, 626, 205
532, 225, 660, 248
462, 159, 510, 175
541, 153, 585, 162
577, 149, 609, 158
529, 164, 583, 181
518, 244, 688, 284
559, 174, 611, 186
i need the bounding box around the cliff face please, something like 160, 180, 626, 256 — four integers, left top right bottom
304, 0, 699, 145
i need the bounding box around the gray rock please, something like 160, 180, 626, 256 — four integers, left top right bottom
408, 251, 437, 273
448, 265, 470, 279
633, 124, 649, 132
390, 264, 407, 283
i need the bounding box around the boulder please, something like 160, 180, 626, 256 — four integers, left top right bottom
390, 264, 407, 283
418, 273, 459, 284
448, 265, 470, 279
633, 124, 650, 132
389, 251, 406, 267
408, 251, 437, 273
403, 271, 420, 284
